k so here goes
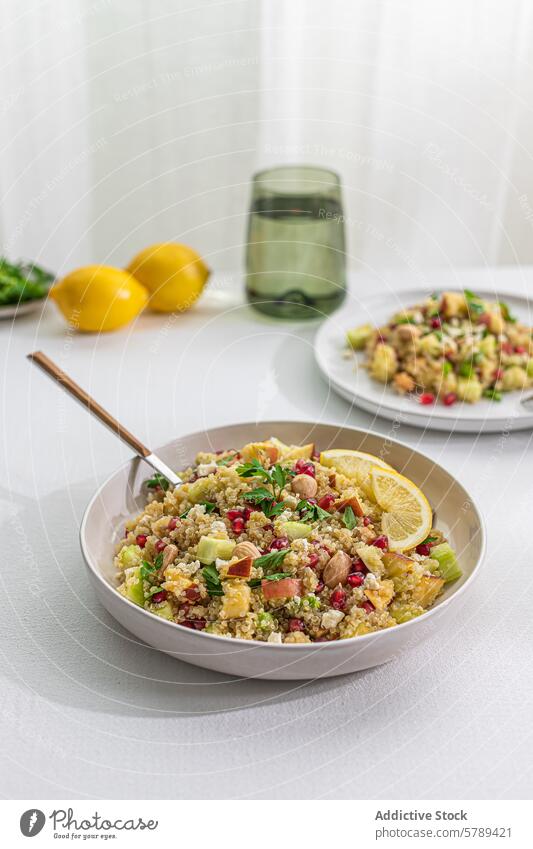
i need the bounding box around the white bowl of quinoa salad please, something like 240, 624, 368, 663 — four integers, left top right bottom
80, 421, 485, 680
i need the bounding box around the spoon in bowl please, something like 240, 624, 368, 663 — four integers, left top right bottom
27, 350, 182, 487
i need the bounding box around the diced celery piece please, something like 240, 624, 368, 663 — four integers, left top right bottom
431, 543, 462, 583
146, 600, 175, 621
124, 566, 145, 606
302, 594, 321, 609
197, 536, 235, 565
346, 324, 373, 350
389, 603, 424, 624
281, 521, 312, 540
257, 611, 275, 630
119, 544, 142, 568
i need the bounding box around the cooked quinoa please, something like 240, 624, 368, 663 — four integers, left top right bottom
115, 438, 461, 643
346, 290, 533, 405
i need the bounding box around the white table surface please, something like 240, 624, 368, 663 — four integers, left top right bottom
2, 266, 533, 800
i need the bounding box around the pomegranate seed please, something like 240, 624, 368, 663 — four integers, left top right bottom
232, 518, 245, 534
184, 585, 201, 602
294, 459, 316, 478
151, 590, 167, 603
136, 534, 147, 548
443, 392, 457, 406
420, 392, 435, 405
430, 317, 441, 328
372, 535, 388, 550
315, 580, 325, 594
330, 588, 347, 610
362, 516, 372, 526
501, 342, 513, 355
263, 523, 274, 532
155, 540, 166, 553
347, 572, 364, 588
288, 618, 305, 632
318, 493, 336, 511
515, 345, 527, 354
182, 619, 206, 630
269, 536, 289, 551
227, 508, 243, 521
307, 553, 320, 570
416, 543, 431, 556
168, 518, 178, 531
242, 506, 254, 521
361, 600, 375, 614
494, 368, 504, 380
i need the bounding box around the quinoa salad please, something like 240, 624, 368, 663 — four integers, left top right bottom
115, 438, 462, 643
346, 290, 533, 406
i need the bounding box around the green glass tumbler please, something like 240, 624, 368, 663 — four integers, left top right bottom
245, 165, 347, 319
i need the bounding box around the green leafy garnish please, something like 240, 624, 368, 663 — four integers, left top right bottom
483, 388, 502, 401
464, 289, 485, 316
145, 472, 170, 491
202, 563, 224, 596
458, 361, 473, 378
248, 572, 291, 589
421, 535, 438, 546
140, 560, 157, 580
242, 486, 275, 504
296, 499, 330, 523
236, 459, 272, 483
254, 549, 290, 573
201, 501, 217, 513
499, 301, 516, 323
236, 460, 292, 501
442, 360, 452, 376
0, 258, 54, 306
343, 506, 357, 530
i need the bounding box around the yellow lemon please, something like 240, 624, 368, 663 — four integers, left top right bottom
319, 448, 395, 499
126, 242, 210, 313
370, 467, 432, 551
49, 265, 148, 332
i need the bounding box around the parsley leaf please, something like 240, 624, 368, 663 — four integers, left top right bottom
242, 487, 274, 504
254, 549, 290, 573
201, 501, 217, 513
145, 472, 170, 491
296, 499, 330, 523
343, 505, 357, 530
140, 560, 157, 580
236, 459, 271, 482
202, 563, 224, 596
464, 289, 485, 316
248, 572, 292, 589
421, 535, 438, 545
499, 301, 516, 323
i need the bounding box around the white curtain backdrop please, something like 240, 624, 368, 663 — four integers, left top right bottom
2, 0, 533, 277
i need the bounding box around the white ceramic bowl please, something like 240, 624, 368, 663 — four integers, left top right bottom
80, 421, 485, 680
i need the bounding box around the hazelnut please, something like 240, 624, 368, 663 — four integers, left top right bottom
323, 551, 352, 588
232, 541, 261, 560
291, 474, 318, 499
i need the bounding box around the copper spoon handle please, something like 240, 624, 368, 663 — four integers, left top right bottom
27, 351, 182, 487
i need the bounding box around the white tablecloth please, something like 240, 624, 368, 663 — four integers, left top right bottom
2, 267, 532, 799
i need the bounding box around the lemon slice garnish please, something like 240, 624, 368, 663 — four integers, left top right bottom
370, 467, 432, 552
320, 449, 394, 499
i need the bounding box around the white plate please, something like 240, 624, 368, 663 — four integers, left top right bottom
80, 420, 485, 680
0, 297, 46, 319
315, 289, 533, 433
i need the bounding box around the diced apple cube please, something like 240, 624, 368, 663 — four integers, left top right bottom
334, 494, 364, 517
410, 574, 444, 607
364, 578, 394, 611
